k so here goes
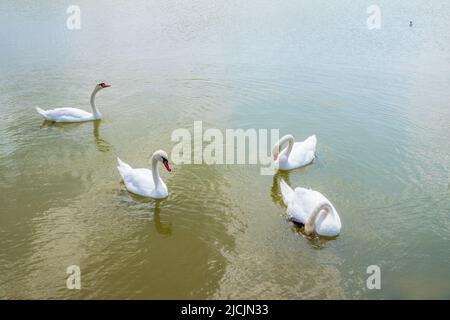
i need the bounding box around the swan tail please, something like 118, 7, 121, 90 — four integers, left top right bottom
280, 179, 295, 207
117, 158, 132, 179
35, 107, 47, 117
304, 134, 317, 150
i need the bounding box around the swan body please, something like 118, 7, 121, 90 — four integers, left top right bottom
117, 150, 171, 199
280, 179, 341, 237
35, 83, 110, 122
272, 134, 316, 171
36, 107, 96, 122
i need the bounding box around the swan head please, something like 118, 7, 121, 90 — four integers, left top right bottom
96, 82, 111, 91
304, 206, 330, 236
153, 150, 172, 172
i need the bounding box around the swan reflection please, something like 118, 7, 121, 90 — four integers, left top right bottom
153, 201, 172, 237
93, 120, 112, 152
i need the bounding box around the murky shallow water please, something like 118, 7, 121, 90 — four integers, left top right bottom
1, 0, 449, 299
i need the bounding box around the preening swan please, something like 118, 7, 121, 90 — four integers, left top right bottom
35, 83, 111, 122
117, 150, 172, 199
279, 179, 341, 237
272, 134, 316, 171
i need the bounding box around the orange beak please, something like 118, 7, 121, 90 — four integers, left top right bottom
163, 160, 171, 172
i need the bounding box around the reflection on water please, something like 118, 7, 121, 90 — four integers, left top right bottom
153, 202, 173, 237
39, 119, 112, 153
118, 186, 173, 236
1, 0, 450, 299
93, 120, 112, 153
270, 171, 292, 208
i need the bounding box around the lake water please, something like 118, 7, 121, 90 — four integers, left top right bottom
0, 0, 449, 299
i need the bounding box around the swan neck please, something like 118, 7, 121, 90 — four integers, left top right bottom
280, 135, 294, 157
305, 202, 332, 235
151, 155, 160, 188
90, 88, 101, 119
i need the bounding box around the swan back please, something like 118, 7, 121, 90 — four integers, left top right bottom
117, 158, 132, 180
280, 178, 295, 206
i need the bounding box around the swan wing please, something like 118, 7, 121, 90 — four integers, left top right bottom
289, 135, 316, 166
121, 167, 156, 197
301, 134, 317, 151
315, 212, 341, 236
298, 189, 341, 236
280, 180, 309, 223
311, 192, 341, 236
41, 107, 93, 122
288, 188, 317, 224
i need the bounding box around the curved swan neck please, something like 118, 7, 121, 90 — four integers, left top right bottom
151, 154, 161, 188
305, 202, 333, 235
90, 87, 102, 119
279, 134, 294, 157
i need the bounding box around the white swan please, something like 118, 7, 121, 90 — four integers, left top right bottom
35, 83, 111, 122
117, 150, 172, 199
272, 134, 316, 171
280, 179, 341, 237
